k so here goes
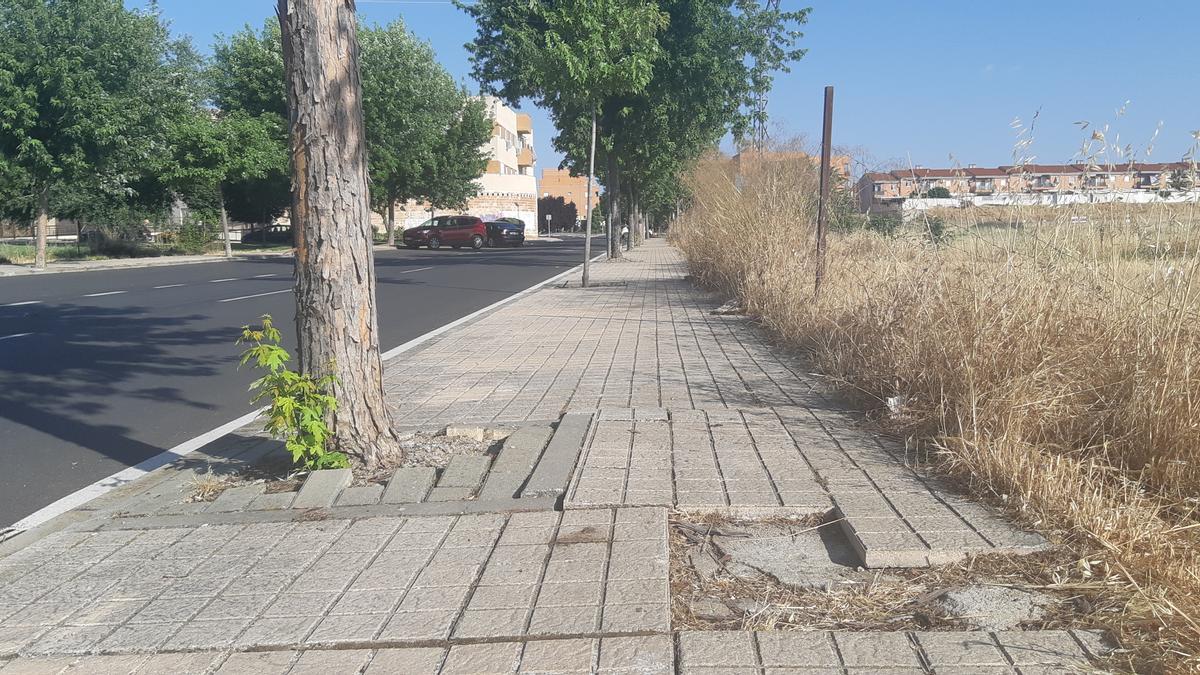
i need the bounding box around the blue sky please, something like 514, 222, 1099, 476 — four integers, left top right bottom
139, 0, 1200, 176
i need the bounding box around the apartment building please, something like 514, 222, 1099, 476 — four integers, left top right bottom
385, 96, 539, 236
856, 162, 1197, 212
538, 168, 601, 231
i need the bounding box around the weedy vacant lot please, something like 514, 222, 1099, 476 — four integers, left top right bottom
673, 156, 1200, 672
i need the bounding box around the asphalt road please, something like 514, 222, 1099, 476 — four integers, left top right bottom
0, 237, 595, 528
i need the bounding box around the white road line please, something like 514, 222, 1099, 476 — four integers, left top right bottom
153, 284, 185, 289
7, 252, 602, 535
399, 266, 434, 274
0, 332, 33, 342
82, 291, 126, 297
217, 288, 292, 303
209, 278, 237, 283
3, 301, 40, 307
252, 273, 277, 278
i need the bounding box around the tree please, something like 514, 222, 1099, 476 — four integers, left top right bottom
360, 23, 490, 245
926, 186, 952, 198
1169, 168, 1194, 192
209, 22, 292, 230
463, 0, 668, 274
277, 0, 401, 467
0, 0, 188, 268
163, 111, 288, 255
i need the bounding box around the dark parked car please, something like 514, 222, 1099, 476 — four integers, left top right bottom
401, 216, 486, 250
485, 220, 525, 247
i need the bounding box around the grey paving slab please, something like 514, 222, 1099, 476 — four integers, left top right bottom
438, 456, 492, 489
209, 485, 265, 513
478, 425, 553, 499
381, 467, 437, 504
291, 469, 352, 509
522, 413, 594, 500
334, 485, 384, 507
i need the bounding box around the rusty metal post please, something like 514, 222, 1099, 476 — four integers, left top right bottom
814, 86, 834, 296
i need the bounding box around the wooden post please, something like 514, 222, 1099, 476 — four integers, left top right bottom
814, 86, 834, 296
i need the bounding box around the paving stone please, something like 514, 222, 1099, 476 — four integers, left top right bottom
95, 623, 181, 654
517, 638, 594, 673
600, 602, 668, 633
21, 626, 112, 656
479, 425, 553, 499
248, 492, 296, 511
210, 484, 266, 513
334, 485, 384, 507
834, 632, 921, 668
677, 631, 757, 668
527, 605, 599, 636
305, 613, 389, 645
159, 618, 252, 651
993, 630, 1090, 666
289, 649, 372, 675
916, 631, 1008, 668
755, 632, 840, 667
134, 652, 222, 674
213, 650, 296, 674
0, 655, 79, 674
381, 468, 437, 504
454, 608, 528, 639
598, 635, 673, 674
377, 609, 456, 641
427, 487, 476, 502
522, 413, 593, 499
235, 616, 319, 648
442, 642, 521, 675
364, 647, 445, 674
291, 469, 353, 509
438, 456, 491, 488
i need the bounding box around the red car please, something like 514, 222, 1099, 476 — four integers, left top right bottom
401, 216, 487, 250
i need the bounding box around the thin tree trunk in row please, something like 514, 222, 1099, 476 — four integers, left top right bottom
277, 0, 401, 468
386, 200, 396, 247
220, 188, 233, 258
33, 186, 49, 270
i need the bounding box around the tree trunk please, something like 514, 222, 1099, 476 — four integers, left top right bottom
606, 148, 623, 259
385, 200, 396, 247
582, 108, 596, 287
33, 187, 48, 270
220, 189, 233, 258
278, 0, 400, 468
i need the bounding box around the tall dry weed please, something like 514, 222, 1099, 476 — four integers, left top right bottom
673, 153, 1200, 672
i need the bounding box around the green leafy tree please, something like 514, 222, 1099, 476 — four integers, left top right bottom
463, 0, 669, 268
1169, 168, 1194, 191
926, 186, 952, 198
208, 22, 291, 230
163, 111, 288, 254
0, 0, 191, 268
360, 22, 490, 245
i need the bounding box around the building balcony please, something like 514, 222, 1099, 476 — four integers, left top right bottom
515, 113, 532, 135
517, 147, 534, 167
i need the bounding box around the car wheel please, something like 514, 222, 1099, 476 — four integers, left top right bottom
428, 236, 441, 250
471, 234, 485, 250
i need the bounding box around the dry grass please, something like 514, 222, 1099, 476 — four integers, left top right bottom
671, 153, 1200, 673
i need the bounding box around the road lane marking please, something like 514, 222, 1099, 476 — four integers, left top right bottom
399, 266, 434, 274
253, 273, 277, 278
82, 291, 126, 297
153, 284, 185, 289
0, 332, 33, 342
209, 278, 237, 283
3, 301, 40, 307
7, 251, 603, 535
217, 288, 292, 303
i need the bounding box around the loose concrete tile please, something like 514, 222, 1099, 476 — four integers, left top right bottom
334, 485, 384, 507
598, 635, 673, 674
292, 469, 353, 509
210, 484, 266, 512
439, 456, 491, 488
248, 492, 297, 511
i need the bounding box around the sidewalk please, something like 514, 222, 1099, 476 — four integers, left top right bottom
0, 241, 1114, 673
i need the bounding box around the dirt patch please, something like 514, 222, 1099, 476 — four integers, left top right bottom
669, 514, 1130, 636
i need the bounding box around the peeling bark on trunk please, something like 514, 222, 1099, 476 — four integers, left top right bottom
278, 0, 401, 468
385, 200, 396, 247
33, 187, 48, 270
